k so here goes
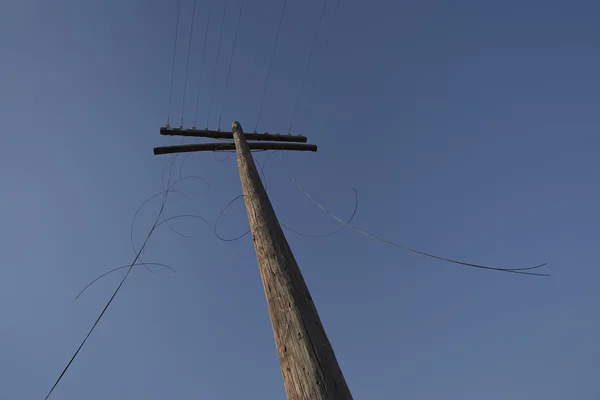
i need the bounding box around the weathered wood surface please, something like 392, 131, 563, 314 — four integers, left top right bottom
154, 142, 317, 155
160, 126, 308, 143
232, 121, 352, 400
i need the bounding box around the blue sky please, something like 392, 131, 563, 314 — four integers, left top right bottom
1, 0, 599, 398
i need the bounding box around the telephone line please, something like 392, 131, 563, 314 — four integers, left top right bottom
288, 0, 329, 134
181, 0, 198, 127
255, 0, 288, 132
167, 0, 182, 126
299, 0, 343, 133
206, 0, 229, 128
193, 0, 213, 128
218, 0, 246, 129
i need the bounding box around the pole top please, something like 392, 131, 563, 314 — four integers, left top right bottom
232, 121, 242, 131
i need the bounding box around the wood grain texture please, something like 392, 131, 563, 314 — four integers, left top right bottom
154, 142, 317, 155
160, 126, 308, 143
232, 121, 352, 400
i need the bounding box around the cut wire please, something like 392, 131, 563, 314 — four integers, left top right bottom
215, 194, 250, 241
260, 150, 359, 238
158, 213, 211, 239
290, 176, 549, 276
262, 150, 549, 276
45, 178, 176, 399
76, 263, 176, 300
45, 152, 208, 398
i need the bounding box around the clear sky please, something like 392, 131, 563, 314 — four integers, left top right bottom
1, 0, 599, 399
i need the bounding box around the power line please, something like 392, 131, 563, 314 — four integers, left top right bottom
218, 0, 246, 130
255, 0, 288, 132
206, 0, 229, 128
44, 180, 178, 399
193, 0, 213, 128
181, 0, 198, 127
288, 0, 328, 134
167, 0, 183, 126
76, 263, 176, 300
299, 0, 342, 134
289, 176, 549, 276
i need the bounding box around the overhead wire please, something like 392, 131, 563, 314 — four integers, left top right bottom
45, 173, 180, 399
214, 151, 359, 241
46, 1, 215, 396
167, 0, 183, 126
218, 0, 246, 130
289, 176, 549, 276
299, 0, 342, 133
181, 0, 198, 127
76, 263, 176, 300
288, 0, 328, 134
255, 0, 288, 132
194, 0, 213, 128
206, 0, 229, 128
130, 188, 186, 269
258, 151, 548, 276
260, 150, 359, 238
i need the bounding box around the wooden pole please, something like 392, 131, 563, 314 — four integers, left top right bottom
232, 121, 353, 400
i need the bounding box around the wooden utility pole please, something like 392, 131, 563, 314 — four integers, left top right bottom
154, 122, 353, 400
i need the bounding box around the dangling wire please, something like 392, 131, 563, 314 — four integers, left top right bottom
76, 263, 176, 300
288, 0, 328, 134
255, 0, 288, 132
44, 138, 209, 399
218, 0, 245, 130
167, 0, 183, 126
289, 176, 549, 276
193, 0, 213, 128
181, 0, 198, 127
259, 150, 359, 238
206, 0, 229, 128
44, 184, 176, 400
299, 0, 342, 134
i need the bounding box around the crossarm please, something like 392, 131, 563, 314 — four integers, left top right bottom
153, 142, 318, 155
160, 127, 308, 143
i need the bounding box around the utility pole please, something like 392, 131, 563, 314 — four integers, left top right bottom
154, 122, 353, 400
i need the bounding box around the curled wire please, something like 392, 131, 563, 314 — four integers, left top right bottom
157, 214, 211, 239
260, 150, 358, 238
215, 194, 250, 241
214, 151, 359, 241
260, 150, 548, 276
130, 189, 186, 272
281, 189, 357, 238
179, 152, 194, 184
45, 159, 187, 400
76, 263, 176, 300
132, 176, 209, 270
289, 176, 549, 276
